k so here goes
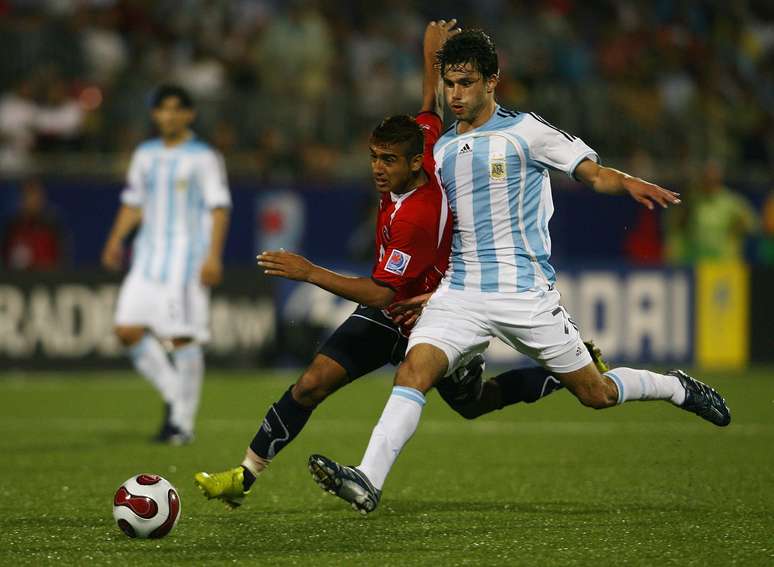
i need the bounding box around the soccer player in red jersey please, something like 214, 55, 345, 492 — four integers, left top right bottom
193, 21, 573, 508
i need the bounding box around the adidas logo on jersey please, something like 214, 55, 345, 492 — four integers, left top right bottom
458, 143, 472, 155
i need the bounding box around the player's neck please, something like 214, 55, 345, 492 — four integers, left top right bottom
161, 130, 193, 148
458, 99, 497, 134
393, 170, 427, 196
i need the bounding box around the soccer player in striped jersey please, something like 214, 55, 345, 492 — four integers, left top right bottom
102, 85, 231, 445
193, 21, 584, 509
309, 23, 731, 515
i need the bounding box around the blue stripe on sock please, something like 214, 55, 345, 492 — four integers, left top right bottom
392, 386, 426, 407
174, 342, 200, 360
128, 335, 150, 360
605, 371, 624, 405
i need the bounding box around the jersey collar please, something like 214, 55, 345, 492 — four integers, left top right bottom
455, 104, 501, 136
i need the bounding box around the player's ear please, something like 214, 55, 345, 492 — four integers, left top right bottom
486, 72, 499, 93
409, 153, 423, 173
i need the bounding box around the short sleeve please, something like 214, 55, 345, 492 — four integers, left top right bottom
371, 220, 436, 291
522, 113, 598, 178
199, 150, 232, 209
416, 111, 443, 175
120, 149, 145, 206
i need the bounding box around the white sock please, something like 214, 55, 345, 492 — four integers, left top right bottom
173, 343, 204, 434
128, 334, 178, 406
605, 367, 686, 406
358, 386, 425, 490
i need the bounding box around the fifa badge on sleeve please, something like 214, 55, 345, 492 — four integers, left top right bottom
384, 249, 412, 276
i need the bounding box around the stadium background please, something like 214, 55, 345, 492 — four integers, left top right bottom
1, 3, 773, 566
1, 0, 772, 370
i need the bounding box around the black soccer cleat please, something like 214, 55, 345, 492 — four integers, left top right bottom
668, 369, 731, 427
436, 353, 486, 406
308, 454, 381, 515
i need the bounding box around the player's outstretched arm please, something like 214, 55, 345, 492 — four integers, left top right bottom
421, 19, 461, 115
574, 159, 682, 210
257, 250, 395, 308
101, 205, 142, 271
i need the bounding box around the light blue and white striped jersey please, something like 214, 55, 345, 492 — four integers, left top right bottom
121, 136, 231, 286
433, 106, 598, 293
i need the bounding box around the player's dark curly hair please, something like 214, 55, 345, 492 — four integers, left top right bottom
151, 84, 194, 109
437, 29, 499, 78
370, 115, 424, 158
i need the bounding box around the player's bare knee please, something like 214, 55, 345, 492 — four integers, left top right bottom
293, 369, 341, 406
292, 373, 327, 406
394, 359, 431, 392
114, 326, 144, 347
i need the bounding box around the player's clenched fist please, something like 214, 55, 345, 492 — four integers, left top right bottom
101, 239, 123, 271
200, 255, 224, 287
257, 249, 314, 281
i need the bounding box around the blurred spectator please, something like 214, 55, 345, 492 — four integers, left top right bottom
78, 5, 128, 86
685, 161, 759, 262
758, 189, 774, 265
0, 178, 70, 270
0, 1, 771, 183
623, 208, 664, 266
0, 79, 38, 173
35, 76, 85, 152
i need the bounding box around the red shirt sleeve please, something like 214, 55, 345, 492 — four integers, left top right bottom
371, 220, 436, 291
415, 111, 443, 175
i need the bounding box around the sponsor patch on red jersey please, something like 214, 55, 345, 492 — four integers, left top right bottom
384, 249, 411, 276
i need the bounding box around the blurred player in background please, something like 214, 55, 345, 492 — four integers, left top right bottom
102, 85, 231, 445
309, 22, 732, 515
192, 21, 603, 509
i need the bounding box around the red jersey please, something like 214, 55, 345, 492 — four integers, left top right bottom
371, 112, 452, 303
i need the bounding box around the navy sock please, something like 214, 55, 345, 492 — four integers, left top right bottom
492, 367, 564, 406
241, 466, 256, 491
249, 386, 314, 461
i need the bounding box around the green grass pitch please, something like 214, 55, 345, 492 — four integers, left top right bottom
1, 367, 772, 566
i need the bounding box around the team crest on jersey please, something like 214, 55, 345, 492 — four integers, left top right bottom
490, 159, 506, 180
384, 249, 411, 276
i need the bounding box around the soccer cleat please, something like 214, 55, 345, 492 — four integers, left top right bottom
668, 369, 731, 427
436, 353, 486, 405
194, 467, 250, 509
584, 340, 609, 373
308, 454, 381, 515
168, 430, 194, 446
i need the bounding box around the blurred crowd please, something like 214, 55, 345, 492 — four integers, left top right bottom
0, 0, 773, 183
2, 0, 774, 269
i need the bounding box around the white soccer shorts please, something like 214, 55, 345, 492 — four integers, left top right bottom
114, 270, 211, 342
406, 286, 592, 375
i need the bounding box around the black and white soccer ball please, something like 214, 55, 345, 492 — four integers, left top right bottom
112, 474, 181, 539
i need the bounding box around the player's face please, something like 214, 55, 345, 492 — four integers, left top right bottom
152, 97, 194, 139
369, 143, 421, 194
442, 63, 497, 124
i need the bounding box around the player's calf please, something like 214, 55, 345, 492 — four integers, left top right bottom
394, 344, 448, 393
558, 363, 619, 409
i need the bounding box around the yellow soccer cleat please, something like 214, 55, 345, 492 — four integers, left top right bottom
584, 340, 609, 373
194, 467, 249, 509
